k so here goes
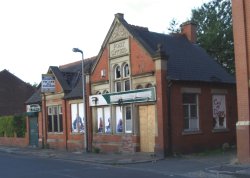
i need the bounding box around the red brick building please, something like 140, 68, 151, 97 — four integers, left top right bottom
232, 0, 250, 163
26, 13, 237, 156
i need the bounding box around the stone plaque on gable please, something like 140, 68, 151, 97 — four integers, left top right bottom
109, 39, 129, 58
109, 23, 129, 42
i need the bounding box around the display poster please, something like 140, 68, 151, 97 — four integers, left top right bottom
104, 107, 111, 133
97, 108, 103, 133
212, 95, 226, 128
116, 106, 123, 133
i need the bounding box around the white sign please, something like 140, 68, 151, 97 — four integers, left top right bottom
41, 74, 55, 93
27, 104, 41, 112
109, 39, 129, 58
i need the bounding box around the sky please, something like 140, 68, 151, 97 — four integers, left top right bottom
0, 0, 211, 84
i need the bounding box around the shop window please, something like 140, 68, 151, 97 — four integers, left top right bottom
125, 106, 132, 133
212, 94, 226, 129
115, 105, 132, 134
97, 107, 111, 134
71, 103, 84, 133
182, 93, 199, 131
116, 106, 123, 133
48, 105, 63, 133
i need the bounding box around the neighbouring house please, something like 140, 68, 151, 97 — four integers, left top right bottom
26, 13, 237, 156
0, 69, 35, 116
25, 58, 96, 149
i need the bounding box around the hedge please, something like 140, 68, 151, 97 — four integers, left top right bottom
0, 114, 26, 137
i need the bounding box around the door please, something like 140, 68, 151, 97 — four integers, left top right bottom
139, 105, 155, 152
29, 117, 38, 147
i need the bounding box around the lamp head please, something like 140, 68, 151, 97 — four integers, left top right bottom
72, 48, 83, 54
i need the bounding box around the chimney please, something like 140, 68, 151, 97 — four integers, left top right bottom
180, 21, 197, 43
115, 13, 124, 19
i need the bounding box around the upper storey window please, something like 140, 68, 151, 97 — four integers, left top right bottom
113, 62, 130, 92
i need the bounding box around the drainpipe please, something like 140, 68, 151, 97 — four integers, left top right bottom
167, 80, 173, 155
42, 93, 47, 148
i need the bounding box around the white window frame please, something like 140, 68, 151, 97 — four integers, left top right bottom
183, 93, 199, 132
47, 105, 63, 133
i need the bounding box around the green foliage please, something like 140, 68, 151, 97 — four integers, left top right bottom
0, 114, 26, 138
167, 18, 181, 33
13, 114, 26, 137
191, 0, 234, 74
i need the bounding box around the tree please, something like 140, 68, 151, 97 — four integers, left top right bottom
167, 18, 181, 33
191, 0, 234, 73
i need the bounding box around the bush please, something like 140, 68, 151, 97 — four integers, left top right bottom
0, 114, 26, 138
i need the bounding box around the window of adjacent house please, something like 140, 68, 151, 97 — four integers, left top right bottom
212, 94, 226, 129
71, 103, 84, 133
48, 105, 63, 133
183, 93, 199, 131
97, 107, 111, 134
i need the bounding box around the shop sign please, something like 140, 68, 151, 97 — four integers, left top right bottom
89, 87, 156, 106
109, 39, 129, 58
41, 74, 55, 93
26, 104, 41, 112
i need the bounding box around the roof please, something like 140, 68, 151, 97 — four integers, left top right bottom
0, 69, 36, 115
94, 13, 234, 84
26, 57, 97, 104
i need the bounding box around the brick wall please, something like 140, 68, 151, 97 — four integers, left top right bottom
232, 0, 250, 163
0, 134, 28, 147
169, 81, 237, 154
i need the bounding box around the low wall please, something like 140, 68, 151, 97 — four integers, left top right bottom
0, 135, 28, 147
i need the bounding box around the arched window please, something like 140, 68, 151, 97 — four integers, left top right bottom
145, 83, 153, 88
96, 91, 101, 95
136, 85, 143, 89
115, 65, 121, 79
103, 90, 109, 94
123, 63, 130, 78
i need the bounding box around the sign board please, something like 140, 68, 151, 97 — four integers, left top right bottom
89, 87, 156, 106
27, 104, 41, 112
109, 39, 129, 58
41, 74, 55, 93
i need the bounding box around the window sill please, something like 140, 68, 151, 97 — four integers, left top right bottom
70, 132, 84, 135
182, 130, 203, 135
48, 132, 63, 135
212, 128, 229, 133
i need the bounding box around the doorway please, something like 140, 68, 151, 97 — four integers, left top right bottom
139, 105, 155, 152
29, 116, 38, 147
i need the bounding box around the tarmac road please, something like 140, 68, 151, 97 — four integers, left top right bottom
0, 146, 250, 178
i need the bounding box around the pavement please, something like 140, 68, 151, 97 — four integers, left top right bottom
1, 146, 250, 177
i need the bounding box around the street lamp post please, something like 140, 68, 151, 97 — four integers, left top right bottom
72, 48, 87, 152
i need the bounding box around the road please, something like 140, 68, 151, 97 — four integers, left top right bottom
0, 152, 185, 178
0, 151, 248, 178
